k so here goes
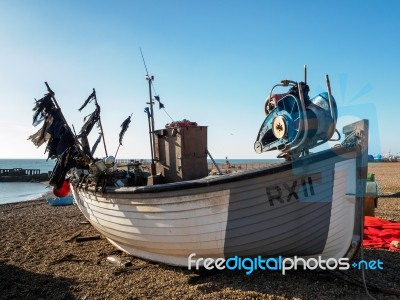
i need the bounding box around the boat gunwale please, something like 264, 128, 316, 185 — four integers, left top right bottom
77, 145, 358, 195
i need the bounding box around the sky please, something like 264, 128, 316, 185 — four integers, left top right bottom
0, 0, 399, 160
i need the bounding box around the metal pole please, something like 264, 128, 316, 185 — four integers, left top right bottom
291, 82, 308, 154
147, 113, 154, 166
114, 143, 121, 158
147, 75, 156, 175
207, 150, 222, 175
93, 89, 108, 157
325, 74, 336, 139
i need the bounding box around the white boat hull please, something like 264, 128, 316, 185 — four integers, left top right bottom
72, 146, 364, 266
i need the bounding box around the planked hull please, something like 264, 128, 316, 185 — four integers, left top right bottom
71, 146, 363, 266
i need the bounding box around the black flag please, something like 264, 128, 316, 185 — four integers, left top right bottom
119, 115, 132, 145
154, 95, 165, 109
32, 94, 54, 126
79, 105, 100, 138
78, 90, 96, 112
144, 107, 151, 118
91, 134, 102, 155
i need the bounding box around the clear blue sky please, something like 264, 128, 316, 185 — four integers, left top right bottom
0, 0, 398, 159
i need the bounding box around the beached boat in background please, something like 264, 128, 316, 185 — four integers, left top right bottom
29, 67, 368, 267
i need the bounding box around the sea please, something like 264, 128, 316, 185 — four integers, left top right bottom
0, 159, 55, 204
0, 158, 281, 205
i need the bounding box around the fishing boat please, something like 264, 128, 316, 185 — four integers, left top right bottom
29, 67, 368, 267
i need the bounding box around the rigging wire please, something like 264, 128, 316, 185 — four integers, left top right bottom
160, 106, 175, 122
151, 82, 174, 122
140, 47, 175, 122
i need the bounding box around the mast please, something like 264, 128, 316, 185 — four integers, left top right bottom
146, 75, 157, 175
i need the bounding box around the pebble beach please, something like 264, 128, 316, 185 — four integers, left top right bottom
0, 162, 399, 300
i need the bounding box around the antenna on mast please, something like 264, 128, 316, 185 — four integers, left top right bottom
140, 48, 174, 121
140, 47, 150, 78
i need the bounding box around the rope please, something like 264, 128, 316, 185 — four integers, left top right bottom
329, 269, 400, 297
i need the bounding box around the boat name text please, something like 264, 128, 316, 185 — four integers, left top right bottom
265, 174, 320, 206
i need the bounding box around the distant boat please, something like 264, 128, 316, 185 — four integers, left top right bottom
381, 153, 399, 162
373, 154, 382, 162
30, 68, 368, 267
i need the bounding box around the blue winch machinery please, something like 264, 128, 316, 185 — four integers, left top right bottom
254, 66, 339, 160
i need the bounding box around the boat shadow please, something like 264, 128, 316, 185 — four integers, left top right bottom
180, 268, 355, 299
0, 262, 77, 300
167, 248, 400, 299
